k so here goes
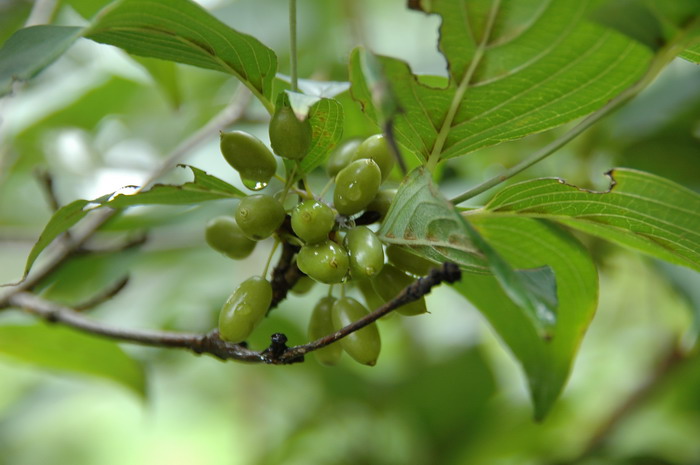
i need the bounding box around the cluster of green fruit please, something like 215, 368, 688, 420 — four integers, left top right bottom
204, 104, 434, 366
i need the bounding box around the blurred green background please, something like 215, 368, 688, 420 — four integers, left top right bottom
1, 0, 700, 464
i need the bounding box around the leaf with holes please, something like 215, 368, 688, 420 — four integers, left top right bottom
378, 167, 558, 335
349, 0, 652, 162
483, 168, 700, 272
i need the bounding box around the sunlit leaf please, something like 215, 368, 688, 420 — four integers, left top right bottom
453, 216, 598, 420
0, 25, 82, 96
484, 168, 700, 272
350, 0, 651, 161
378, 168, 558, 335
85, 0, 277, 108
0, 324, 146, 396
299, 98, 344, 174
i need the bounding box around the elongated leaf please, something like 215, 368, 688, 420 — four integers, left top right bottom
299, 98, 344, 173
453, 216, 598, 420
0, 324, 145, 396
103, 165, 245, 207
378, 168, 557, 335
24, 199, 92, 276
85, 0, 277, 108
484, 168, 700, 272
350, 1, 651, 161
0, 25, 82, 96
681, 43, 700, 63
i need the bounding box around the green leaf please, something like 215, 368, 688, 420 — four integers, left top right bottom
484, 168, 700, 272
23, 199, 92, 277
378, 168, 558, 335
680, 43, 700, 63
0, 324, 145, 396
453, 216, 598, 420
103, 165, 245, 207
85, 0, 277, 110
62, 0, 114, 19
590, 0, 665, 50
350, 1, 652, 162
0, 25, 82, 96
299, 98, 344, 174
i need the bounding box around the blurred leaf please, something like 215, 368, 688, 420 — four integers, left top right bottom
276, 75, 350, 98
0, 25, 82, 96
132, 56, 182, 108
590, 0, 664, 50
103, 165, 245, 207
378, 168, 558, 335
299, 98, 344, 174
484, 169, 700, 272
23, 199, 91, 277
85, 0, 277, 109
351, 1, 652, 161
453, 217, 598, 420
62, 0, 115, 19
0, 324, 145, 396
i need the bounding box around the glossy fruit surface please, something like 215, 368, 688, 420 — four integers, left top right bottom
218, 276, 272, 343
291, 200, 335, 244
373, 264, 427, 316
343, 226, 384, 278
386, 244, 435, 277
308, 297, 342, 366
352, 134, 395, 181
269, 106, 312, 160
235, 194, 286, 240
333, 159, 381, 216
331, 297, 381, 366
326, 138, 361, 177
219, 131, 277, 190
205, 216, 256, 259
297, 240, 349, 284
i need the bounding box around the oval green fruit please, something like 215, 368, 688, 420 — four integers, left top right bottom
297, 240, 349, 284
373, 264, 427, 316
365, 189, 396, 221
352, 134, 395, 181
386, 244, 436, 277
331, 297, 381, 366
218, 276, 272, 343
290, 275, 315, 295
333, 159, 381, 216
291, 200, 336, 244
235, 194, 286, 240
326, 138, 361, 177
269, 106, 312, 160
219, 131, 277, 190
343, 226, 384, 278
308, 296, 342, 366
205, 216, 256, 259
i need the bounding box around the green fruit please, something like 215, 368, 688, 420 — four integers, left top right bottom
365, 189, 396, 221
333, 159, 382, 216
326, 138, 361, 177
386, 244, 436, 277
308, 296, 342, 366
235, 194, 286, 240
373, 264, 427, 316
219, 131, 277, 190
269, 106, 312, 160
356, 278, 388, 313
352, 134, 395, 181
218, 276, 272, 343
343, 226, 384, 278
291, 275, 315, 295
297, 240, 349, 284
205, 216, 256, 259
331, 297, 381, 366
291, 200, 336, 244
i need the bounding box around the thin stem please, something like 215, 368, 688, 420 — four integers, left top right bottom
318, 178, 334, 199
426, 0, 501, 170
289, 0, 299, 92
262, 240, 280, 279
450, 39, 686, 205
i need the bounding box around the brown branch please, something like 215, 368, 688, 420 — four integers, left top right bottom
73, 276, 130, 312
4, 263, 462, 365
269, 241, 302, 310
